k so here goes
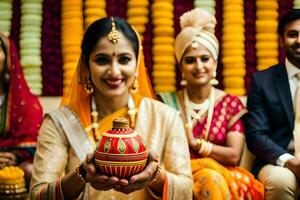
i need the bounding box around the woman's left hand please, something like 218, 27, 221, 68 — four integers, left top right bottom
113, 150, 159, 194
0, 152, 17, 168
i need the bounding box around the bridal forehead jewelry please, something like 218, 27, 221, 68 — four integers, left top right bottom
108, 17, 121, 44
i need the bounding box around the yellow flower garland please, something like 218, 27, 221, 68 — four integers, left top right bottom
127, 0, 149, 40
84, 0, 106, 29
222, 2, 246, 96
61, 0, 83, 96
255, 0, 278, 71
151, 0, 176, 93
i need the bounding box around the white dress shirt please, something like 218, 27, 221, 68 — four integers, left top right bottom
276, 59, 300, 167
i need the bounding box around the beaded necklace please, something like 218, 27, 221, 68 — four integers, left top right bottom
183, 87, 215, 140
85, 94, 137, 142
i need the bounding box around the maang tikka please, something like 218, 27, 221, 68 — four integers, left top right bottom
108, 17, 121, 44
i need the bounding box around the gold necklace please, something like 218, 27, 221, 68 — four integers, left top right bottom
86, 95, 137, 142
183, 87, 215, 140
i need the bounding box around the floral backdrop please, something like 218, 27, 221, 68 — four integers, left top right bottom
0, 0, 295, 96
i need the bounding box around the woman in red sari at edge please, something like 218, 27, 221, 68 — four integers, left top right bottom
0, 33, 43, 186
157, 8, 264, 199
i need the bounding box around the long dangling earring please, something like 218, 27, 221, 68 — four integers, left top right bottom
210, 71, 219, 86
127, 95, 137, 128
130, 73, 139, 94
84, 72, 94, 94
180, 73, 187, 86
91, 96, 99, 141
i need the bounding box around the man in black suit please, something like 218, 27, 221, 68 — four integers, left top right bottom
246, 9, 300, 200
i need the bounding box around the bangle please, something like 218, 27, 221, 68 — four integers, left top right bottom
75, 164, 87, 182
195, 139, 202, 152
149, 166, 162, 186
198, 140, 206, 154
202, 141, 213, 157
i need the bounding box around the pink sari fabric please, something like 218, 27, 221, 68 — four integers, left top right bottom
191, 94, 245, 158
0, 33, 43, 163
190, 94, 264, 199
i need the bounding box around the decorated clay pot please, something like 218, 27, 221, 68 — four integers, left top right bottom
94, 118, 148, 178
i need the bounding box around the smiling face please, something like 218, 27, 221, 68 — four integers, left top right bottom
181, 43, 217, 87
281, 18, 300, 68
88, 32, 137, 98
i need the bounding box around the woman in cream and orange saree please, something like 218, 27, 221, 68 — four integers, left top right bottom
30, 17, 193, 200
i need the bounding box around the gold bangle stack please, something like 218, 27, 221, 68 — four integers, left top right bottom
149, 166, 162, 186
197, 139, 213, 157
75, 164, 86, 182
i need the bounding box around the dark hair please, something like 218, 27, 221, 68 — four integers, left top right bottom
81, 17, 139, 67
0, 37, 9, 92
278, 9, 300, 37
0, 38, 7, 69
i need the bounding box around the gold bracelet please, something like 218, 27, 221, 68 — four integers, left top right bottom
149, 166, 162, 186
195, 139, 202, 152
198, 140, 206, 155
75, 164, 87, 182
205, 142, 213, 156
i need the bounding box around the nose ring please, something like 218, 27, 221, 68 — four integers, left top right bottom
107, 70, 112, 75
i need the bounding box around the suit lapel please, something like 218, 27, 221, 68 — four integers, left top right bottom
274, 64, 294, 128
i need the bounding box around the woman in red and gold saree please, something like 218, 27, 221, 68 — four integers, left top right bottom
0, 33, 43, 183
30, 17, 192, 200
158, 8, 264, 200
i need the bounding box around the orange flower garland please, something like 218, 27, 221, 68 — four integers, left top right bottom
61, 0, 83, 95
222, 0, 246, 96
255, 0, 279, 71
151, 0, 176, 93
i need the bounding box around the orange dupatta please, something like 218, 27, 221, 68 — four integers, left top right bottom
60, 29, 153, 128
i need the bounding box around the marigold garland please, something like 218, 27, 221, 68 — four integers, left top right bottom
84, 0, 106, 29
255, 0, 279, 71
61, 0, 83, 96
41, 0, 63, 95
126, 0, 149, 40
19, 0, 43, 95
222, 0, 246, 96
151, 0, 176, 93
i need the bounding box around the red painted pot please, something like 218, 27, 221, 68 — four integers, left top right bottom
94, 118, 148, 178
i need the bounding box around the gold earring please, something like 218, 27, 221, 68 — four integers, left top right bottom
130, 74, 139, 94
84, 79, 94, 94
180, 74, 187, 86
210, 71, 219, 86
84, 72, 94, 94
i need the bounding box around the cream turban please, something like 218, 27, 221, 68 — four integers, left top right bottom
175, 8, 219, 63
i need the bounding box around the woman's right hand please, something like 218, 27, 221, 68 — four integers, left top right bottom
83, 153, 120, 191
